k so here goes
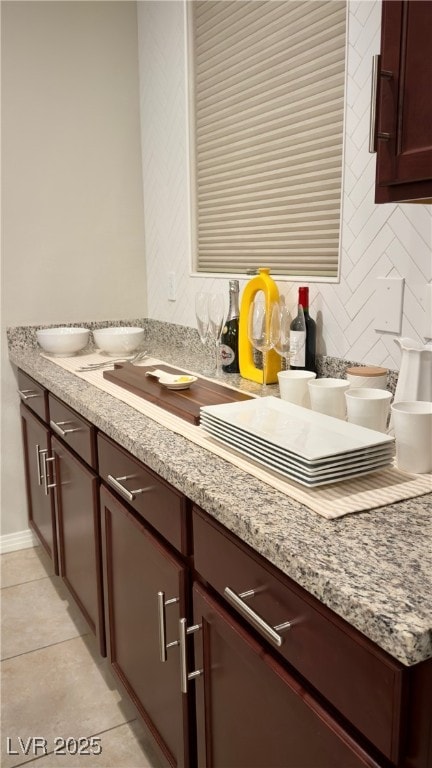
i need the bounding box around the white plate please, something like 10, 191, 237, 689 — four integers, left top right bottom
200, 413, 395, 468
201, 420, 394, 476
203, 427, 393, 486
200, 416, 395, 474
200, 397, 394, 462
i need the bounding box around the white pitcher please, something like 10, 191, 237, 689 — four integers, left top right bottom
394, 337, 432, 403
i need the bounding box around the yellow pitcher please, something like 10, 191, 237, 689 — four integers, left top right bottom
239, 268, 281, 384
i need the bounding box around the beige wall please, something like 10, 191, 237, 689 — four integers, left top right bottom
1, 1, 147, 540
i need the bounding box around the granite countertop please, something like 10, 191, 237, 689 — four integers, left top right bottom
7, 322, 432, 668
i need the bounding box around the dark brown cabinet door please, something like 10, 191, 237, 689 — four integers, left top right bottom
100, 486, 190, 768
51, 436, 105, 655
193, 583, 383, 768
20, 403, 58, 572
375, 0, 432, 202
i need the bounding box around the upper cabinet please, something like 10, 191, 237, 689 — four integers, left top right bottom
372, 0, 432, 204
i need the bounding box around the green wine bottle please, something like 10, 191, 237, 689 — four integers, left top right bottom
220, 280, 240, 373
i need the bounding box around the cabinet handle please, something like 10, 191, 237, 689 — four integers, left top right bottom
107, 474, 154, 503
19, 388, 41, 401
369, 54, 380, 153
369, 55, 393, 152
378, 66, 393, 142
224, 587, 292, 648
179, 618, 202, 693
50, 420, 81, 438
157, 591, 180, 662
35, 444, 47, 486
41, 453, 56, 495
377, 131, 391, 141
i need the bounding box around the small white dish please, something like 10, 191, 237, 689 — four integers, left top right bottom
145, 369, 197, 390
160, 376, 197, 390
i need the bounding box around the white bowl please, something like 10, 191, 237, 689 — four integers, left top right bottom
36, 327, 90, 356
93, 326, 145, 355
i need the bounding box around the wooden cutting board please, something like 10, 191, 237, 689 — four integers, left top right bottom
103, 363, 253, 425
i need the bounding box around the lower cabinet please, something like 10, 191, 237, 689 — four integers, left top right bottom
191, 583, 382, 768
16, 371, 432, 768
100, 486, 191, 768
51, 435, 105, 655
20, 403, 58, 572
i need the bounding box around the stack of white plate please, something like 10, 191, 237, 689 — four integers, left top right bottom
200, 397, 395, 487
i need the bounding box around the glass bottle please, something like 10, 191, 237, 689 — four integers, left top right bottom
220, 280, 240, 373
290, 287, 316, 373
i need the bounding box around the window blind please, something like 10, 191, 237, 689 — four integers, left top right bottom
188, 0, 346, 277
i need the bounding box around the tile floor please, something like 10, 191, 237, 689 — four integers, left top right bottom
1, 546, 165, 768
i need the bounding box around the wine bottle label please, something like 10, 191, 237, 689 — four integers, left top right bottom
220, 344, 236, 366
290, 330, 306, 367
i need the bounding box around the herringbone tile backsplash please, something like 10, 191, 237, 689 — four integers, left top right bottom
138, 0, 431, 370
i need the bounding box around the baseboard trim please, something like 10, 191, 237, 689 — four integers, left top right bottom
0, 528, 38, 554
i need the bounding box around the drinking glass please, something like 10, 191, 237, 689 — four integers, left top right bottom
208, 293, 225, 376
248, 298, 280, 391
274, 298, 291, 369
195, 292, 210, 346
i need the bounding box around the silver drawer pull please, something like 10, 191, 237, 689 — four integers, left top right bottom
35, 445, 47, 485
50, 420, 82, 438
19, 388, 41, 401
41, 453, 56, 495
107, 474, 153, 502
157, 591, 180, 662
224, 587, 292, 648
179, 618, 202, 693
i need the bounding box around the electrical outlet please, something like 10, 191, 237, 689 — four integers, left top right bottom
168, 272, 176, 302
374, 277, 404, 334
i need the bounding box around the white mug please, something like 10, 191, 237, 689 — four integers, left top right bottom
391, 401, 432, 474
308, 378, 350, 420
277, 370, 316, 407
345, 388, 392, 433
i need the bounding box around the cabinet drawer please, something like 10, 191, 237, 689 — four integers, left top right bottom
193, 507, 404, 763
98, 434, 188, 555
49, 395, 96, 469
17, 369, 48, 422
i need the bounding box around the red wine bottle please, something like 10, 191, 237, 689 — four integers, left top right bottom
220, 280, 240, 373
290, 286, 316, 373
